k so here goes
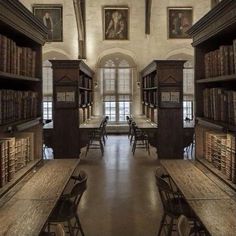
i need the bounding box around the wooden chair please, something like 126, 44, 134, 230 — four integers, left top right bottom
131, 124, 149, 155
85, 121, 106, 156
48, 171, 88, 236
155, 169, 197, 236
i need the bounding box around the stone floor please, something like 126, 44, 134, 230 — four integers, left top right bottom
75, 135, 163, 236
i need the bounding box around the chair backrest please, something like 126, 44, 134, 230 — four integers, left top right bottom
155, 167, 167, 179
155, 173, 182, 213
128, 118, 133, 125
155, 167, 177, 191
70, 171, 88, 206
177, 215, 191, 236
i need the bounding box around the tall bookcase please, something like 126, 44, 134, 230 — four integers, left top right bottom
188, 0, 236, 189
0, 0, 47, 195
141, 60, 185, 158
51, 60, 94, 158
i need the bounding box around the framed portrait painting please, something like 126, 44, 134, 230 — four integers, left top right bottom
103, 6, 129, 40
168, 7, 193, 39
33, 4, 63, 42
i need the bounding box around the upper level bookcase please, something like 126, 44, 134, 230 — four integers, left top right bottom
188, 0, 236, 189
141, 60, 185, 158
51, 60, 94, 158
0, 0, 47, 195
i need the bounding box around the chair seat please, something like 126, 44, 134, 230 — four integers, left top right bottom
49, 199, 76, 222
165, 198, 195, 219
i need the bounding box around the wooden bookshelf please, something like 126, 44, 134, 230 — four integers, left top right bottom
140, 60, 185, 158
188, 0, 236, 188
0, 0, 47, 191
51, 60, 94, 158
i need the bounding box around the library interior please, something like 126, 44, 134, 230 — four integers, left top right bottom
0, 0, 236, 235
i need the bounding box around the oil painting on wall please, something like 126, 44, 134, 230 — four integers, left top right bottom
168, 7, 193, 39
33, 4, 63, 42
104, 6, 129, 40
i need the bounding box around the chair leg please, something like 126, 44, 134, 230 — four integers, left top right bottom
85, 142, 90, 156
132, 140, 136, 155
130, 134, 134, 145
99, 140, 104, 155
67, 220, 74, 236
102, 134, 106, 145
167, 218, 174, 236
157, 213, 167, 236
75, 214, 85, 236
146, 141, 150, 155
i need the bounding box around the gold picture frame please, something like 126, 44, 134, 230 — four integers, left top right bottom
168, 7, 193, 39
33, 4, 63, 42
103, 6, 129, 40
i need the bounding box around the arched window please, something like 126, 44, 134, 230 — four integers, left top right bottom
102, 57, 132, 122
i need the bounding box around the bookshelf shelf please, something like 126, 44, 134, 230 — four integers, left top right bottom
143, 87, 158, 91
15, 117, 41, 132
0, 71, 41, 82
197, 74, 236, 83
0, 117, 41, 133
197, 117, 236, 132
0, 0, 46, 192
0, 158, 42, 198
188, 0, 236, 187
78, 86, 92, 91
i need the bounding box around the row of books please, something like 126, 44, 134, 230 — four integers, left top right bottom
0, 34, 37, 77
142, 73, 157, 88
143, 105, 158, 124
79, 90, 92, 106
203, 88, 236, 125
79, 106, 92, 125
0, 133, 34, 187
204, 41, 236, 78
79, 75, 92, 89
0, 89, 38, 125
143, 91, 157, 106
204, 131, 236, 183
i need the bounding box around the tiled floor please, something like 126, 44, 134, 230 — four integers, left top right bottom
75, 135, 163, 236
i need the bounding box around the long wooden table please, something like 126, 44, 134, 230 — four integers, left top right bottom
188, 199, 236, 236
0, 159, 79, 236
79, 116, 104, 129
131, 115, 157, 129
160, 160, 236, 236
160, 160, 230, 200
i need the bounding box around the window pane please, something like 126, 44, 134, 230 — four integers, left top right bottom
43, 100, 53, 121
118, 69, 130, 93
104, 68, 115, 92
183, 100, 193, 120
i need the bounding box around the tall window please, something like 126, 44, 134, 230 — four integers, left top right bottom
43, 60, 53, 122
183, 61, 194, 121
102, 58, 132, 122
